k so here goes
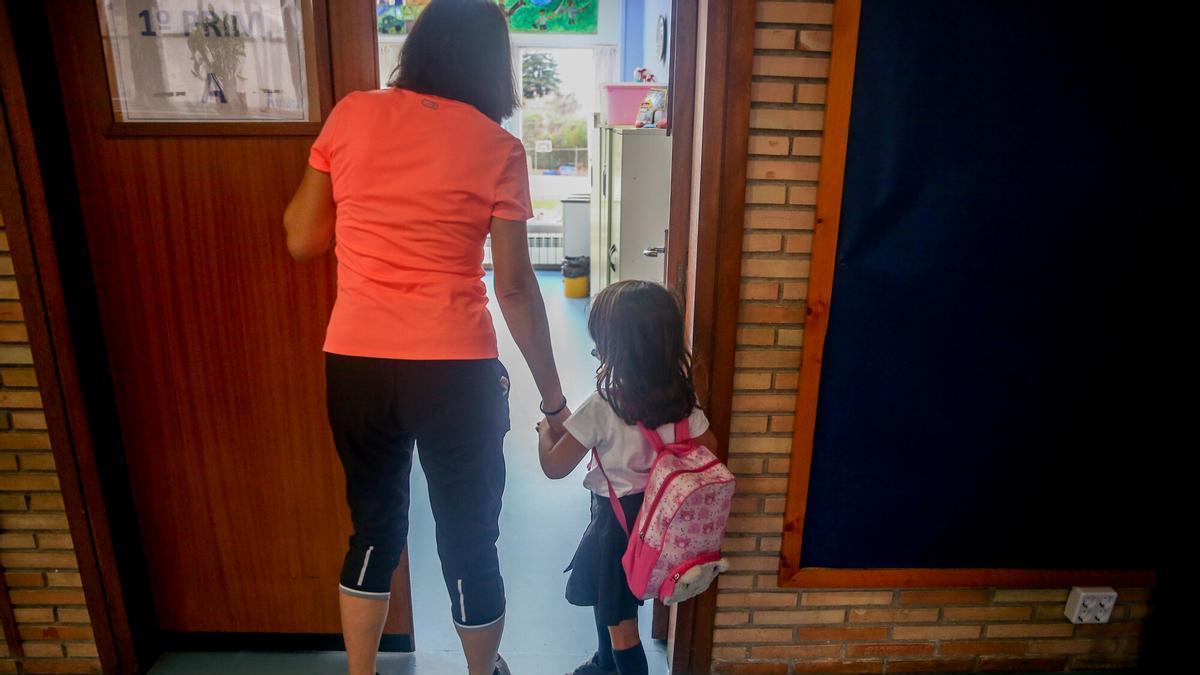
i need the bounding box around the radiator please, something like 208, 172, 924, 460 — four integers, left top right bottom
483, 231, 564, 269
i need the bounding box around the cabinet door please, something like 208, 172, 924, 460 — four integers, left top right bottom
591, 127, 613, 294
609, 129, 624, 284
615, 130, 671, 282
590, 127, 601, 294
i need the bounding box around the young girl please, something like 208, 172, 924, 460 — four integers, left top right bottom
538, 280, 720, 675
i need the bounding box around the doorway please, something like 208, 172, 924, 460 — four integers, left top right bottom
373, 13, 669, 673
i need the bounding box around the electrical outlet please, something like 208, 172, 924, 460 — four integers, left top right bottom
1065, 586, 1118, 624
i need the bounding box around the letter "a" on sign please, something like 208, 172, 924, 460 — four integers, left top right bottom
201, 72, 228, 104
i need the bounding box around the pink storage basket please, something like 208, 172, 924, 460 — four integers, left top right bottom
602, 83, 663, 126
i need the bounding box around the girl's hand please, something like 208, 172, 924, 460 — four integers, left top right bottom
537, 421, 590, 480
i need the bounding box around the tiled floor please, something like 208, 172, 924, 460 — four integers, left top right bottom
150, 272, 667, 674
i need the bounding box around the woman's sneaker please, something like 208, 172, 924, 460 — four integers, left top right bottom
567, 653, 617, 675
494, 654, 511, 675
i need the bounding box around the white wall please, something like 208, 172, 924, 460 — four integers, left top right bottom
619, 0, 644, 80
639, 0, 671, 82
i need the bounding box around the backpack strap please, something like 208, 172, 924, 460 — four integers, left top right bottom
639, 420, 697, 456
636, 422, 666, 451
674, 419, 692, 444
591, 448, 630, 537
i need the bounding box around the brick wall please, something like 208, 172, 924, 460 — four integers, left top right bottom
713, 2, 1151, 673
0, 215, 99, 673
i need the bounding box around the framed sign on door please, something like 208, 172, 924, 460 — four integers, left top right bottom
94, 0, 329, 134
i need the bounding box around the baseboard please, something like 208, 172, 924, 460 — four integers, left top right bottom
158, 631, 414, 653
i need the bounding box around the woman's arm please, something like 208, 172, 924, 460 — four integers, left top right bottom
491, 216, 570, 432
537, 419, 589, 479
283, 167, 336, 261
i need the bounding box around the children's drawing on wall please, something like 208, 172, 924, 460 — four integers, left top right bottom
378, 0, 596, 36
376, 0, 428, 35
504, 0, 597, 33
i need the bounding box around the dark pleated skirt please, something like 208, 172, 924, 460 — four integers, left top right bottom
565, 491, 645, 626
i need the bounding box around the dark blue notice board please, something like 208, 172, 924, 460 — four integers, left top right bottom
797, 1, 1176, 569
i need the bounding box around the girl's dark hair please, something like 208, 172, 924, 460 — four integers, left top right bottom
388, 0, 519, 123
589, 281, 699, 428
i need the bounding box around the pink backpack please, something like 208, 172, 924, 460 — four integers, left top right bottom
592, 419, 735, 605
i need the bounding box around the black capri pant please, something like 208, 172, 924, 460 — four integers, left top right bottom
326, 353, 510, 628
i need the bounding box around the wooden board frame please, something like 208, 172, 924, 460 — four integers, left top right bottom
777, 0, 1156, 591
2, 1, 134, 669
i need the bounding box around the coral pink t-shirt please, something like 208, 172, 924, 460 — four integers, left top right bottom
309, 88, 533, 359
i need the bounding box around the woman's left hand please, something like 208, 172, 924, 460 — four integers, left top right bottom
536, 414, 568, 443
544, 406, 571, 437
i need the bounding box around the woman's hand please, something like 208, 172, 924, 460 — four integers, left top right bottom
537, 410, 570, 442
544, 405, 571, 436
536, 416, 559, 444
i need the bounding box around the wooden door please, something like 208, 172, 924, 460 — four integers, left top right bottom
44, 0, 413, 644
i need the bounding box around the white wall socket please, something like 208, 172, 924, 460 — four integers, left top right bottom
1064, 586, 1118, 624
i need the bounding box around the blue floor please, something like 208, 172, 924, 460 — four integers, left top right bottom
151, 271, 667, 674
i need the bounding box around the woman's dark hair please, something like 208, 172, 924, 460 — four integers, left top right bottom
388, 0, 520, 123
589, 281, 699, 428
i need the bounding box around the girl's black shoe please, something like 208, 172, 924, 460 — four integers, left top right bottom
567, 653, 617, 675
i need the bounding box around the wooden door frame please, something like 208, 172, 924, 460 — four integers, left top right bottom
3, 0, 752, 671
664, 1, 754, 673
2, 1, 141, 671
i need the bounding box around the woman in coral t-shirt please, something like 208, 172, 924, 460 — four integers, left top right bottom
284, 2, 569, 673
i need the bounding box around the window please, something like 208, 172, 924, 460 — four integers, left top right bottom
517, 47, 595, 224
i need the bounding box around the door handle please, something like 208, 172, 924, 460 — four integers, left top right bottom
643, 246, 666, 258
